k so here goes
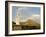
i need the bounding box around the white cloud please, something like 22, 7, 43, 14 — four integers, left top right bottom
17, 7, 27, 13
12, 7, 24, 22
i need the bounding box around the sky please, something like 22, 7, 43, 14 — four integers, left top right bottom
12, 6, 40, 23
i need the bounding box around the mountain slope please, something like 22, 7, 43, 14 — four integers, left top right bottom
20, 19, 40, 27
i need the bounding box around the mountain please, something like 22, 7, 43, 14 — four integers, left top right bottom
20, 19, 40, 29
20, 19, 40, 26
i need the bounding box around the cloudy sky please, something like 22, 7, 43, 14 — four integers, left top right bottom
12, 6, 40, 23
